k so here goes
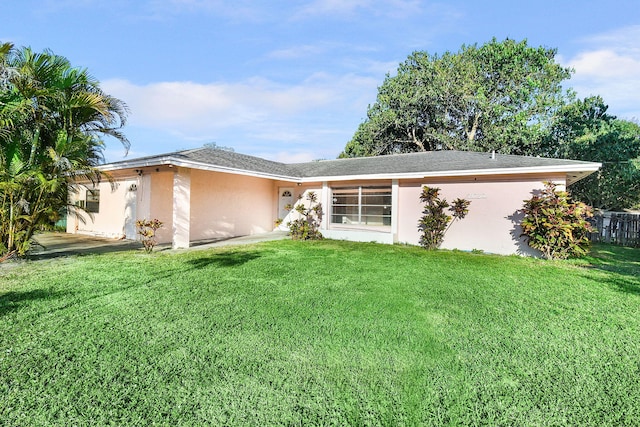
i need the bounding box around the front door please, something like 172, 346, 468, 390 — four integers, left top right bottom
278, 188, 294, 230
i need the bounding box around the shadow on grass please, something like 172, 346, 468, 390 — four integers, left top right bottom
27, 242, 144, 261
0, 289, 67, 316
583, 244, 640, 296
580, 272, 640, 297
610, 277, 640, 296
587, 245, 640, 274
187, 250, 262, 269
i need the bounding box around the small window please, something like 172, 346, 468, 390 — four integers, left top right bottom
282, 190, 292, 197
86, 189, 100, 213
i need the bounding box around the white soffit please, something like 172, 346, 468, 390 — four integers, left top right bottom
300, 163, 602, 183
99, 156, 601, 184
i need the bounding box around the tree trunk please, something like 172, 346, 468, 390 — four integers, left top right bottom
467, 113, 481, 142
410, 128, 426, 151
7, 193, 14, 252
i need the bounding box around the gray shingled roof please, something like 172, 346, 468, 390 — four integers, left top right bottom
178, 148, 293, 176
287, 150, 596, 178
105, 147, 599, 181
105, 147, 292, 177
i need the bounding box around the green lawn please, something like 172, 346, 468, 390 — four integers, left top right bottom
1, 240, 639, 426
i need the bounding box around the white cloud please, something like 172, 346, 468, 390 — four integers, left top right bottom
104, 78, 326, 129
266, 44, 331, 60
146, 0, 262, 21
297, 0, 371, 15
564, 25, 640, 120
568, 50, 640, 78
102, 72, 378, 159
294, 0, 422, 19
580, 25, 640, 55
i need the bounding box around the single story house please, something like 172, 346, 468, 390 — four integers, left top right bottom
67, 148, 600, 255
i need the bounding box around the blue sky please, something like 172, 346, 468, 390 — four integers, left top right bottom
3, 0, 639, 163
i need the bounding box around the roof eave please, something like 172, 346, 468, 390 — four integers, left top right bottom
99, 156, 601, 184
299, 163, 602, 183
98, 156, 301, 183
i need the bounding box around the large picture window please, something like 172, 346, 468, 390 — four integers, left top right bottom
86, 189, 100, 213
331, 186, 391, 227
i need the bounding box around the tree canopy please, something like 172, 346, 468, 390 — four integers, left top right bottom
342, 38, 640, 210
341, 38, 572, 158
544, 96, 640, 210
1, 43, 129, 258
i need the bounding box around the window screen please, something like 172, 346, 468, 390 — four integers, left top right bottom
86, 189, 100, 213
331, 186, 391, 227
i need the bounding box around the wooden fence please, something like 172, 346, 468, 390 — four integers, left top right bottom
589, 212, 640, 247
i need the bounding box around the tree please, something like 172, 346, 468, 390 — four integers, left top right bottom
0, 42, 17, 141
545, 96, 640, 210
1, 44, 129, 258
341, 38, 572, 158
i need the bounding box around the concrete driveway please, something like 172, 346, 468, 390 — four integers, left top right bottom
29, 233, 144, 260
27, 231, 289, 260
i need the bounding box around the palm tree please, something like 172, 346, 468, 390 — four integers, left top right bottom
0, 42, 16, 142
1, 44, 129, 258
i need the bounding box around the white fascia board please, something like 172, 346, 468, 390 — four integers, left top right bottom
99, 156, 601, 183
299, 162, 602, 183
98, 156, 301, 183
97, 156, 174, 171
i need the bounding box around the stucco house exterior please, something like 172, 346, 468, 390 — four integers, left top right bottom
67, 147, 600, 255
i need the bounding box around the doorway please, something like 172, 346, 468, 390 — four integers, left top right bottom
277, 187, 294, 230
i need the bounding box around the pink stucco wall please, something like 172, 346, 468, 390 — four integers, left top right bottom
68, 168, 276, 244
148, 171, 174, 244
68, 179, 137, 239
397, 175, 566, 255
68, 166, 569, 256
189, 169, 275, 241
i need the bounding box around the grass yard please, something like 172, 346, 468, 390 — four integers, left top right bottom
1, 240, 639, 426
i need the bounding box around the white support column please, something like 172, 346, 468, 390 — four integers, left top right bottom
137, 174, 151, 220
130, 174, 152, 242
321, 181, 330, 231
391, 179, 399, 243
172, 168, 191, 249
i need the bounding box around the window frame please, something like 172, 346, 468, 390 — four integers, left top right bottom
85, 189, 100, 213
330, 186, 392, 229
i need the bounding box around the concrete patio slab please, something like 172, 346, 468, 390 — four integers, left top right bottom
25, 231, 290, 260
29, 233, 143, 260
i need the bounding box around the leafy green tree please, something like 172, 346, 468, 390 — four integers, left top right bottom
545, 96, 640, 210
1, 43, 129, 258
0, 42, 16, 140
341, 38, 572, 157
